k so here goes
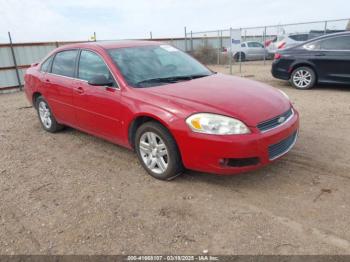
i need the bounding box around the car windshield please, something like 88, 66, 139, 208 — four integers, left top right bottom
108, 45, 213, 88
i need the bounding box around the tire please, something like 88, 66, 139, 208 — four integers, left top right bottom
234, 52, 245, 62
290, 66, 316, 90
35, 96, 64, 133
135, 121, 184, 181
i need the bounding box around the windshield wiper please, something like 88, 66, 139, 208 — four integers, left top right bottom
135, 74, 211, 87
136, 76, 192, 86
186, 73, 212, 79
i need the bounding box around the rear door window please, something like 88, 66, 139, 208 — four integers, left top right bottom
51, 50, 79, 78
305, 36, 350, 51
319, 36, 350, 50
40, 56, 53, 72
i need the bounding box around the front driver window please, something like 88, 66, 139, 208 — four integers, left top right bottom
248, 42, 263, 48
78, 50, 113, 84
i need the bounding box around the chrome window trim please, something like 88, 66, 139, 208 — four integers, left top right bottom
260, 108, 294, 133
47, 72, 86, 81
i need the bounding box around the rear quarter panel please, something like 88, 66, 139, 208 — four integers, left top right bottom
24, 66, 43, 106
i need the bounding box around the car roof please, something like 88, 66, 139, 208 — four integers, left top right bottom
57, 40, 164, 51
285, 31, 350, 51
305, 31, 350, 42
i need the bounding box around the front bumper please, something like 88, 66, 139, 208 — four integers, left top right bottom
176, 109, 299, 175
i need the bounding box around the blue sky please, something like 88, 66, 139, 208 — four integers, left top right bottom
0, 0, 349, 43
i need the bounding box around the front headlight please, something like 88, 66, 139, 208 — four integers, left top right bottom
186, 113, 250, 135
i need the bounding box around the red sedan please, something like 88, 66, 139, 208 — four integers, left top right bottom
24, 41, 299, 180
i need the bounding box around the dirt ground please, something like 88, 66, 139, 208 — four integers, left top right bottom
1, 61, 350, 255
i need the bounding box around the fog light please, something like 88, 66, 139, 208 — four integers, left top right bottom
219, 158, 228, 166
221, 157, 260, 167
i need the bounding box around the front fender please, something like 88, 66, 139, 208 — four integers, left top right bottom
121, 95, 181, 148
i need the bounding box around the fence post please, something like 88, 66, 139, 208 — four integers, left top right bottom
184, 27, 188, 52
217, 30, 220, 65
220, 30, 223, 52
229, 28, 232, 75
190, 31, 193, 52
94, 32, 97, 41
324, 21, 328, 34
239, 28, 242, 76
150, 31, 153, 39
263, 26, 267, 65
8, 32, 22, 91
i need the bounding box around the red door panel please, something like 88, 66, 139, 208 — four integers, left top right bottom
73, 80, 123, 144
44, 74, 76, 125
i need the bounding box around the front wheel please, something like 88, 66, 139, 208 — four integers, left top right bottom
135, 122, 184, 180
290, 66, 316, 90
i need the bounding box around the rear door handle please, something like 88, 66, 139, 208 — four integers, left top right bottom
75, 86, 84, 94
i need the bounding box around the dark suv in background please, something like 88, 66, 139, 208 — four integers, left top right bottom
271, 32, 350, 89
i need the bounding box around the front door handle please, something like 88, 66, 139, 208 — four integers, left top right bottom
75, 86, 84, 94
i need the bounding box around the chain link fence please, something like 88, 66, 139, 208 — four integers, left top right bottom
185, 18, 350, 77
1, 18, 349, 92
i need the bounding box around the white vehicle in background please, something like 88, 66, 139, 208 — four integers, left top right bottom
222, 41, 268, 61
266, 33, 309, 56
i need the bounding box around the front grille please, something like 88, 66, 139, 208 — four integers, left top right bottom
268, 131, 297, 160
257, 108, 293, 132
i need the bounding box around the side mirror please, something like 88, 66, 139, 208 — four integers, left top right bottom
88, 75, 113, 87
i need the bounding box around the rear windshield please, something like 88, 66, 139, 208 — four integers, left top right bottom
289, 34, 309, 41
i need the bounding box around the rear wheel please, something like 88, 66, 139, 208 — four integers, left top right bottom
234, 52, 245, 62
135, 122, 184, 180
290, 66, 316, 90
35, 96, 64, 132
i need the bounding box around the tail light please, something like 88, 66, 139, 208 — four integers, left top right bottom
278, 42, 286, 49
274, 53, 282, 60
265, 40, 272, 47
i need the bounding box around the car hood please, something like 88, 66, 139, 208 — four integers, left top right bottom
141, 73, 291, 127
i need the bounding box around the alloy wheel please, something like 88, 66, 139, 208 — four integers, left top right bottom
38, 101, 52, 129
292, 69, 312, 89
139, 131, 169, 174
